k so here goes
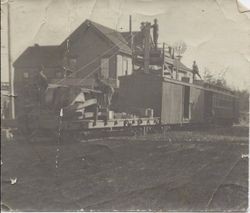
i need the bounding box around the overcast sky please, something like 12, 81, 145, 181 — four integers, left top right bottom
1, 0, 250, 90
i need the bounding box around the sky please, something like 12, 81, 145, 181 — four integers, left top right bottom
1, 0, 250, 90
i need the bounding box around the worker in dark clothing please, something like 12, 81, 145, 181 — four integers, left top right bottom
140, 22, 145, 33
140, 22, 146, 48
151, 19, 159, 49
94, 73, 114, 110
192, 61, 202, 80
35, 66, 48, 106
94, 73, 114, 125
37, 66, 48, 92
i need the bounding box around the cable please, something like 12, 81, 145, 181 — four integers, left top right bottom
55, 29, 140, 84
78, 47, 123, 84
55, 44, 118, 84
73, 31, 143, 84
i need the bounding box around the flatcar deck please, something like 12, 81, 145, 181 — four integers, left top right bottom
63, 117, 160, 130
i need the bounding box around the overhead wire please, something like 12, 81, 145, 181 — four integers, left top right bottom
55, 29, 142, 85
55, 43, 118, 84
77, 31, 146, 84
78, 47, 125, 84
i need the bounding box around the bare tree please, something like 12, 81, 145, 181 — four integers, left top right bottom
203, 67, 229, 88
216, 67, 228, 87
203, 68, 215, 84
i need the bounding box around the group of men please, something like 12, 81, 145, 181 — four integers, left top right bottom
140, 19, 159, 50
139, 19, 201, 80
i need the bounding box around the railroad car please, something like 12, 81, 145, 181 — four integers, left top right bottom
117, 72, 239, 126
16, 72, 239, 139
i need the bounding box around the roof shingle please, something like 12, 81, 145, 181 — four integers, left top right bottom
90, 21, 132, 55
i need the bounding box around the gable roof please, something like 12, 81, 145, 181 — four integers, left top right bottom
13, 19, 132, 70
13, 45, 62, 68
61, 19, 132, 55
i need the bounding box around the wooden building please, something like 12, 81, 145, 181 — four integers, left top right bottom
13, 20, 133, 89
13, 19, 195, 118
13, 20, 134, 116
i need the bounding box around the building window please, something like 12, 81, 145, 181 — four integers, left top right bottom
101, 58, 109, 79
23, 72, 29, 79
122, 58, 128, 75
172, 68, 177, 79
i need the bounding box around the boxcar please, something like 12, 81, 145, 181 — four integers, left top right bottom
117, 72, 239, 126
210, 91, 239, 125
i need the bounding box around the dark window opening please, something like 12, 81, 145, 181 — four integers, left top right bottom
183, 86, 190, 119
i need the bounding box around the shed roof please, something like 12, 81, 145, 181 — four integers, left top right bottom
165, 56, 193, 73
13, 45, 62, 68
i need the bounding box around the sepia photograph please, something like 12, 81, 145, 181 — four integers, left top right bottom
1, 0, 250, 211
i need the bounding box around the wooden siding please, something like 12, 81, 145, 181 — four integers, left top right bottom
69, 29, 131, 88
163, 77, 236, 98
233, 97, 240, 122
204, 90, 213, 120
116, 54, 133, 87
161, 81, 183, 124
69, 28, 115, 81
212, 93, 235, 119
189, 87, 205, 123
117, 74, 162, 116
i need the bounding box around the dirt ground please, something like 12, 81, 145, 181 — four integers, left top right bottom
1, 125, 249, 211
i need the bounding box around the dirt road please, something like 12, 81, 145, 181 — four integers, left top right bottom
1, 126, 248, 211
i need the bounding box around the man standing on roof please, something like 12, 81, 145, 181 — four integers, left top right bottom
192, 61, 202, 80
140, 22, 146, 48
151, 19, 159, 49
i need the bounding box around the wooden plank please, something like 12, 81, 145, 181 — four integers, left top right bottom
161, 81, 183, 124
71, 117, 160, 129
162, 77, 236, 97
190, 87, 205, 123
117, 74, 162, 117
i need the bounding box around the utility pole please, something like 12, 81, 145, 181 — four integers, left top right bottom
129, 15, 133, 50
7, 1, 15, 119
162, 42, 165, 77
129, 15, 134, 71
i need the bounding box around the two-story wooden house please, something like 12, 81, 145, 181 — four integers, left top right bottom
14, 19, 133, 88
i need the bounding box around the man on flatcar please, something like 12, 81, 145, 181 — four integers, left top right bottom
140, 22, 146, 48
94, 73, 114, 110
